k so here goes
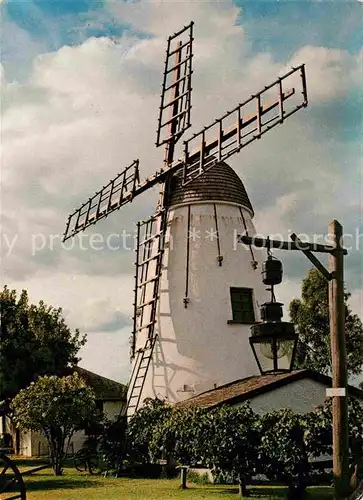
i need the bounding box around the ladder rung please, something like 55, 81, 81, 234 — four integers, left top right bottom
126, 334, 158, 416
138, 275, 159, 288
137, 297, 158, 308
138, 254, 160, 266
139, 360, 150, 367
135, 321, 156, 333
139, 213, 164, 227
140, 232, 162, 245
140, 354, 151, 360
136, 348, 152, 357
138, 367, 148, 372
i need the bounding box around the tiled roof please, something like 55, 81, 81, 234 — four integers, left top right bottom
169, 161, 254, 214
63, 366, 127, 402
176, 369, 363, 409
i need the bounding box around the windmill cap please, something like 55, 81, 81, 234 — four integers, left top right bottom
169, 161, 254, 215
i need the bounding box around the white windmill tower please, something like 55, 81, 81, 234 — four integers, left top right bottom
63, 22, 308, 418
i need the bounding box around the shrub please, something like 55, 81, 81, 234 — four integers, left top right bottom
187, 469, 211, 485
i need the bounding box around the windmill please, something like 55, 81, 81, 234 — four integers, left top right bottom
63, 22, 308, 418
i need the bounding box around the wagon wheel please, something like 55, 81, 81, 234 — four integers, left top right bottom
86, 453, 100, 475
73, 450, 88, 472
74, 450, 100, 474
0, 454, 26, 500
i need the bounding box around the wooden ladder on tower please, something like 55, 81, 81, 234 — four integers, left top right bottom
125, 210, 167, 417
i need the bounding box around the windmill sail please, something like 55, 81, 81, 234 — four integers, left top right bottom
125, 211, 167, 417
132, 213, 166, 350
181, 64, 307, 185
156, 22, 194, 148
63, 160, 140, 241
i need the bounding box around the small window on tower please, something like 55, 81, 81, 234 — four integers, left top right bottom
228, 287, 255, 324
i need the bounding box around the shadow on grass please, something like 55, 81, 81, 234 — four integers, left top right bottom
306, 487, 333, 499
11, 458, 50, 468
25, 477, 100, 492
248, 488, 286, 498
204, 485, 332, 498
199, 485, 286, 497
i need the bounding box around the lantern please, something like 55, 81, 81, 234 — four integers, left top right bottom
262, 255, 283, 286
250, 301, 298, 374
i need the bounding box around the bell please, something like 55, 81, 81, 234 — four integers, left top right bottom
262, 255, 283, 285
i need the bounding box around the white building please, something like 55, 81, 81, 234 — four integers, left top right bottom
1, 367, 126, 457
176, 369, 363, 415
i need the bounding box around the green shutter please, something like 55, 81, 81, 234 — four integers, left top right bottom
230, 288, 255, 324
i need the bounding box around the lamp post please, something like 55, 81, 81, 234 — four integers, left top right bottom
249, 253, 299, 374
238, 220, 350, 500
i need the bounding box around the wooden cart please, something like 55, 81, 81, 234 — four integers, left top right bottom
0, 450, 50, 500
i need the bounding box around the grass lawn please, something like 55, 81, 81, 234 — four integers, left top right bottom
15, 459, 334, 500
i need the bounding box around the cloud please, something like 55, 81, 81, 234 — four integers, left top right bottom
2, 272, 135, 382
106, 0, 242, 38
80, 328, 131, 382
87, 311, 132, 333
288, 45, 361, 101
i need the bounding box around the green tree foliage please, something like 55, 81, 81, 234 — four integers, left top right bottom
126, 398, 172, 464
305, 398, 363, 487
289, 268, 363, 376
131, 401, 259, 497
258, 409, 310, 499
99, 416, 128, 475
122, 397, 363, 498
0, 286, 86, 400
150, 405, 208, 465
203, 404, 260, 497
11, 373, 97, 475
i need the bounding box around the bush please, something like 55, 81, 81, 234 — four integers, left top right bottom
258, 409, 310, 499
212, 469, 236, 485
126, 398, 172, 464
187, 469, 211, 485
99, 417, 127, 474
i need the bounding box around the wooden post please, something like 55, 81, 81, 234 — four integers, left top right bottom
238, 471, 248, 497
179, 466, 188, 489
329, 220, 350, 499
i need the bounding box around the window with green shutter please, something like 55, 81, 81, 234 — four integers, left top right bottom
228, 287, 255, 324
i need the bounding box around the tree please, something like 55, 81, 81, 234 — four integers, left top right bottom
149, 405, 208, 466
289, 268, 363, 376
305, 398, 363, 491
258, 409, 311, 500
11, 373, 98, 475
99, 416, 128, 475
0, 286, 86, 401
150, 403, 259, 498
126, 398, 172, 464
203, 404, 260, 498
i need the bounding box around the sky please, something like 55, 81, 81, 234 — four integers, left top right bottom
1, 0, 362, 384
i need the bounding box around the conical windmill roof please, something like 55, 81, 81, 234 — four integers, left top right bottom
168, 161, 254, 215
